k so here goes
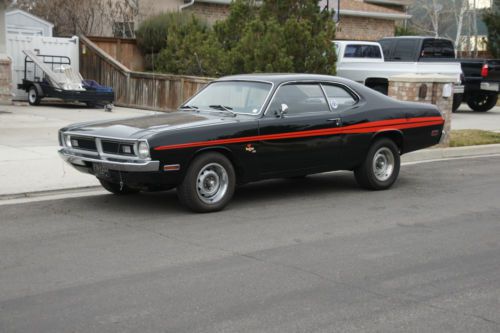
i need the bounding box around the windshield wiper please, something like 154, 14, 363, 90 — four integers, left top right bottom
179, 105, 199, 110
209, 105, 237, 117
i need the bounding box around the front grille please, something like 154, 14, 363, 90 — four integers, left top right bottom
102, 141, 120, 154
73, 137, 97, 151
101, 140, 135, 156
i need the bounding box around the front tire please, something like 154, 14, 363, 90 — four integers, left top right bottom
28, 86, 41, 106
466, 92, 498, 112
354, 138, 400, 190
98, 179, 140, 195
177, 152, 236, 213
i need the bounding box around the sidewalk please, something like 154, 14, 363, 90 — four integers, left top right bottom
0, 103, 499, 199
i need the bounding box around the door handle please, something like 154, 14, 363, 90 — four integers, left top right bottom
327, 118, 341, 126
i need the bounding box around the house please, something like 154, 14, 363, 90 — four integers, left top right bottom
324, 0, 411, 41
138, 0, 409, 40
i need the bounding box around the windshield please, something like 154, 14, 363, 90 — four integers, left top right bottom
182, 81, 272, 115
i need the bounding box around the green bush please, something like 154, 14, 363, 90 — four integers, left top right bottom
136, 12, 204, 54
138, 0, 336, 76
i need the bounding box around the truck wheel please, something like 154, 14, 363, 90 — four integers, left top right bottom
467, 92, 498, 112
452, 94, 463, 113
98, 179, 140, 195
28, 86, 41, 106
354, 138, 400, 190
177, 152, 236, 213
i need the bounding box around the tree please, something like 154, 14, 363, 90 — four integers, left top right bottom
483, 0, 500, 57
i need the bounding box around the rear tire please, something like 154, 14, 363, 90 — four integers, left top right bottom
452, 94, 463, 113
28, 86, 41, 106
177, 152, 236, 213
98, 179, 140, 195
354, 138, 400, 190
466, 92, 498, 112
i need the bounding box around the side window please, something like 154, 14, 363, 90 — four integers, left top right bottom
344, 44, 382, 58
268, 84, 328, 116
322, 84, 357, 112
379, 39, 393, 59
392, 40, 417, 61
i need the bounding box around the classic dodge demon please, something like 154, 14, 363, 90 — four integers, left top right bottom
59, 74, 444, 212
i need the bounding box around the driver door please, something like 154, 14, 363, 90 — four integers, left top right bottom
256, 83, 343, 177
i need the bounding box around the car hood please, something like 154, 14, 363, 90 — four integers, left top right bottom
64, 111, 244, 139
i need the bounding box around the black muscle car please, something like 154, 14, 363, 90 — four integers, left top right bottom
59, 74, 444, 212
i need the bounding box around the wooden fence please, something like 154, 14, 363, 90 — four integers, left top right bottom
79, 35, 213, 111
87, 36, 146, 71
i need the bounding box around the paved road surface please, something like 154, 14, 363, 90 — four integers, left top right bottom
453, 104, 500, 131
1, 156, 500, 333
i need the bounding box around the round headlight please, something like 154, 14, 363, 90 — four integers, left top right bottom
137, 141, 150, 159
65, 135, 72, 147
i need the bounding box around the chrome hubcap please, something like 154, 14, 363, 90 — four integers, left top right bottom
196, 163, 228, 204
372, 147, 394, 182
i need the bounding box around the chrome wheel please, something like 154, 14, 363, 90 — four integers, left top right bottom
196, 162, 229, 204
372, 147, 394, 182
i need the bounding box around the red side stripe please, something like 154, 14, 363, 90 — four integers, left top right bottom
154, 116, 444, 151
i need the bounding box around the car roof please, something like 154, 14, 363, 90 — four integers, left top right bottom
217, 73, 356, 86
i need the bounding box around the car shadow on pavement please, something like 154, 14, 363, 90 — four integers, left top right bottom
45, 171, 367, 217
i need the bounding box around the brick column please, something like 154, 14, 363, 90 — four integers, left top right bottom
0, 56, 12, 105
388, 74, 458, 147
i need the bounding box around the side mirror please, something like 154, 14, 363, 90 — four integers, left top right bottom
275, 103, 289, 118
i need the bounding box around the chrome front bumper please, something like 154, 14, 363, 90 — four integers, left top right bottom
59, 148, 160, 172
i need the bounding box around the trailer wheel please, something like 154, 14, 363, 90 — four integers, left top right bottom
28, 86, 41, 106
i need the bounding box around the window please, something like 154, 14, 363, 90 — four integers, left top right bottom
391, 40, 417, 61
321, 84, 357, 111
344, 44, 382, 59
379, 39, 393, 59
113, 22, 135, 38
421, 39, 455, 58
184, 81, 271, 115
269, 84, 328, 115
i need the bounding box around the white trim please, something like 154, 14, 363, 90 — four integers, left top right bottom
5, 9, 54, 29
340, 9, 411, 20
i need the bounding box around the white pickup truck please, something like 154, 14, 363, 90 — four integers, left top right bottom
334, 40, 464, 110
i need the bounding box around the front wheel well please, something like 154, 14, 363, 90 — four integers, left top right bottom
190, 147, 243, 182
371, 131, 404, 154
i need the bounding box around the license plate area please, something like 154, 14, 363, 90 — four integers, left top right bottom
92, 162, 110, 177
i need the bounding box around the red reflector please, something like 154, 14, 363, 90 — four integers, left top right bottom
431, 130, 440, 137
481, 64, 488, 78
163, 164, 180, 171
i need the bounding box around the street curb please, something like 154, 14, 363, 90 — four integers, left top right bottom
0, 186, 103, 201
401, 143, 500, 163
2, 144, 500, 201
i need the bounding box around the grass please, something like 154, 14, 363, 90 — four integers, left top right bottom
450, 130, 500, 147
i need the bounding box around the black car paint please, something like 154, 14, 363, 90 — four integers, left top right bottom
60, 74, 443, 189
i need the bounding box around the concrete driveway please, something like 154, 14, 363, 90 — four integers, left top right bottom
452, 104, 500, 131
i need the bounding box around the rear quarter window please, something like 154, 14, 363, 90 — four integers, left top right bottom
344, 44, 382, 59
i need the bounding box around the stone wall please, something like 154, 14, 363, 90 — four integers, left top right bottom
389, 74, 456, 147
0, 57, 12, 105
335, 16, 395, 41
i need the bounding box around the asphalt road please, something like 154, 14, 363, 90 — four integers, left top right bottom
1, 156, 500, 333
